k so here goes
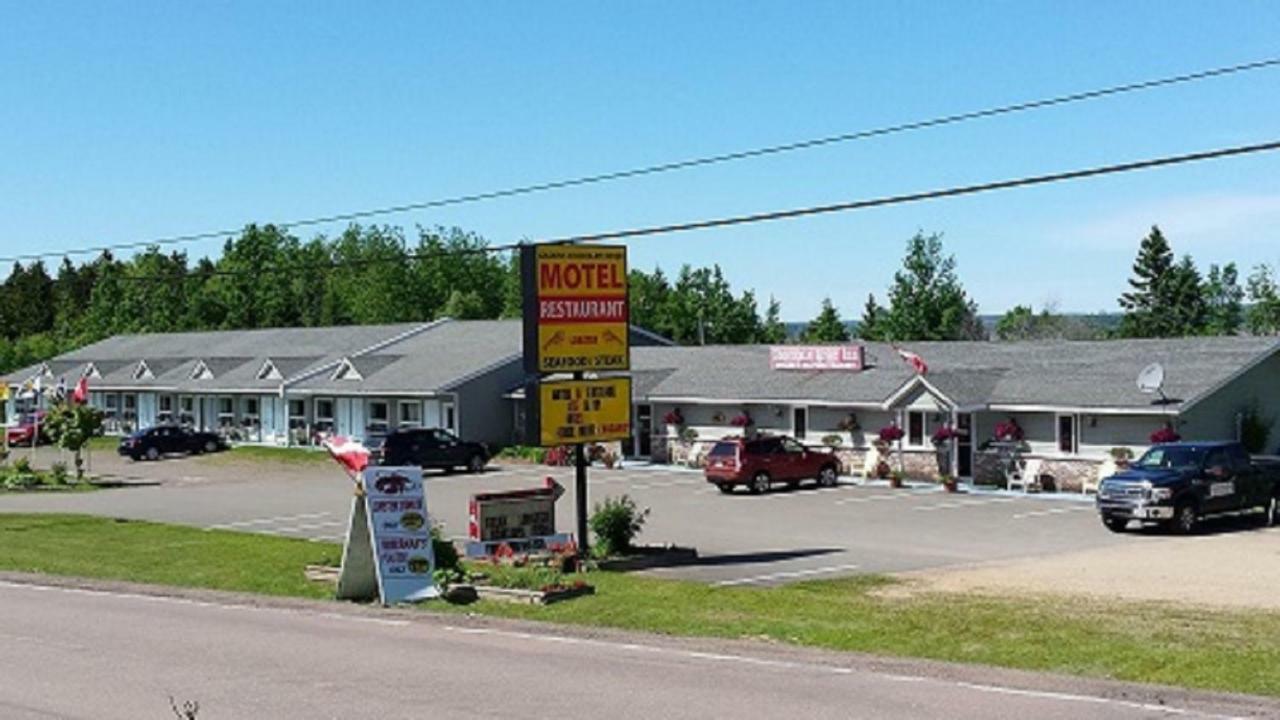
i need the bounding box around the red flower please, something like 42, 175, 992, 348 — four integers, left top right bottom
730, 413, 754, 427
878, 425, 905, 442
931, 426, 958, 444
993, 420, 1024, 442
662, 409, 684, 425
1150, 426, 1181, 444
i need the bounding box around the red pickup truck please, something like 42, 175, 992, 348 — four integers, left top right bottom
704, 435, 840, 494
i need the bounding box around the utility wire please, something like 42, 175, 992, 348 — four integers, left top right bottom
102, 138, 1280, 283
5, 56, 1279, 266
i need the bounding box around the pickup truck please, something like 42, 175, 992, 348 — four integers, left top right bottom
1096, 441, 1280, 534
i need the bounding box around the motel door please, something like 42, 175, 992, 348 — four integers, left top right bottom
956, 413, 974, 479
633, 404, 653, 458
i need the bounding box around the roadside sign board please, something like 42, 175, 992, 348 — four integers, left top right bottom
336, 466, 438, 605
522, 244, 629, 373
769, 345, 864, 371
532, 376, 632, 446
464, 477, 573, 557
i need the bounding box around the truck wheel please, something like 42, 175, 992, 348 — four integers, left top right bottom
467, 454, 486, 474
749, 472, 771, 495
817, 466, 839, 488
1170, 503, 1199, 535
1103, 517, 1129, 533
145, 447, 160, 461
204, 439, 218, 453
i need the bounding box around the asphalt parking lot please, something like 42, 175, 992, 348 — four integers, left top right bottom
0, 447, 1143, 586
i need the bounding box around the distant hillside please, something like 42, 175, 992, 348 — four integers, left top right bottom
782, 313, 1123, 341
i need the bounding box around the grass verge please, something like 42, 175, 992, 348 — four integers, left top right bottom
201, 444, 334, 466
1, 513, 1277, 697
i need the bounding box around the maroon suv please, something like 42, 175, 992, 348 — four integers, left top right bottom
704, 435, 840, 494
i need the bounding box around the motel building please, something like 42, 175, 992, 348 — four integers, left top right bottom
7, 321, 1279, 489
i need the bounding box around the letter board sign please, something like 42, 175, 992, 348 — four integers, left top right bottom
522, 244, 629, 373
528, 376, 632, 447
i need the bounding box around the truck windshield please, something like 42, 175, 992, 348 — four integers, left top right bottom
1134, 446, 1204, 471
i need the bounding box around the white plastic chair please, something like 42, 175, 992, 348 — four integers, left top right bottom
1084, 458, 1115, 495
861, 445, 881, 479
1007, 458, 1043, 492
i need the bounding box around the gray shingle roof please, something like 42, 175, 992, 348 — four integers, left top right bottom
632, 337, 1280, 410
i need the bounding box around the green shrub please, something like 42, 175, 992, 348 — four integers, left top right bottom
48, 462, 70, 486
495, 445, 548, 464
821, 434, 843, 448
589, 494, 650, 557
1240, 405, 1273, 455
430, 524, 461, 575
679, 427, 699, 443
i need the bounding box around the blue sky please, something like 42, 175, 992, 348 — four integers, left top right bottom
2, 1, 1278, 319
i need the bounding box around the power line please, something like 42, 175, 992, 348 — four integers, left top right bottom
5, 55, 1279, 266
103, 138, 1280, 283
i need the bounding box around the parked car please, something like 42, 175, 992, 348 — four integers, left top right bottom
1096, 441, 1280, 534
704, 435, 840, 494
5, 411, 48, 446
118, 425, 227, 461
377, 428, 488, 474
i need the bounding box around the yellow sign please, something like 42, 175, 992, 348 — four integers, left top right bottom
0, 381, 8, 401
524, 244, 629, 373
537, 377, 632, 446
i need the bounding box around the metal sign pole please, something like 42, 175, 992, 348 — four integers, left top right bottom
573, 370, 590, 560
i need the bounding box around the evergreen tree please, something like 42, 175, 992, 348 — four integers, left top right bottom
802, 298, 850, 342
1118, 226, 1175, 337
1163, 255, 1206, 336
499, 252, 523, 319
441, 289, 488, 319
627, 267, 672, 338
1246, 263, 1280, 335
1202, 262, 1244, 336
880, 232, 980, 340
759, 296, 788, 343
858, 293, 885, 340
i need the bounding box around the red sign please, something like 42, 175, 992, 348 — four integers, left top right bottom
769, 345, 864, 371
468, 477, 566, 542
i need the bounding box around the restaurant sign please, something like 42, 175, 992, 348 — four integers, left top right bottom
464, 477, 573, 557
336, 466, 438, 605
769, 345, 864, 371
522, 244, 629, 373
530, 376, 632, 447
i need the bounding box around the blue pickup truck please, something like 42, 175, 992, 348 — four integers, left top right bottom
1096, 441, 1280, 534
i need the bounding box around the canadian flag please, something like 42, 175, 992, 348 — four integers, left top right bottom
71, 377, 90, 405
322, 436, 371, 476
893, 345, 928, 375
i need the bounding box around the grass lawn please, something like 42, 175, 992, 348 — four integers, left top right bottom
201, 444, 334, 466
1, 513, 1278, 697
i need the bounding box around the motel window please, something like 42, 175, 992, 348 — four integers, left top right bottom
158, 395, 174, 422
398, 401, 422, 428
218, 397, 235, 428
103, 393, 120, 419
907, 411, 927, 447
368, 399, 386, 427
179, 396, 195, 426
1056, 414, 1078, 455
288, 399, 307, 429
122, 394, 138, 421
443, 402, 456, 433
242, 397, 260, 427
313, 398, 335, 434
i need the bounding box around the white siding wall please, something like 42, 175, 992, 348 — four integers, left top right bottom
1079, 414, 1166, 459
424, 399, 443, 429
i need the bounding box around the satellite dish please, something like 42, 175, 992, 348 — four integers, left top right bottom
1137, 363, 1166, 395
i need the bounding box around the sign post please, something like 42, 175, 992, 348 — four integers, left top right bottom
521, 243, 631, 559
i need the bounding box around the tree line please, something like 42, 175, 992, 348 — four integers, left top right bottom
2, 222, 1276, 375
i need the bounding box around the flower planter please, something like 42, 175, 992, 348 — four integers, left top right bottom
887, 476, 904, 489
474, 583, 595, 605
942, 479, 959, 493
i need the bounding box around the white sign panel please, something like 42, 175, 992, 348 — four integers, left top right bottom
338, 466, 438, 604
769, 345, 864, 371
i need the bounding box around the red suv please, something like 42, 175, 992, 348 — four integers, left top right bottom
704, 435, 840, 494
5, 411, 47, 446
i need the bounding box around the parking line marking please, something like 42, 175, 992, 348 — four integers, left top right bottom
207, 512, 333, 530
1011, 506, 1093, 520
912, 497, 1016, 511
713, 563, 862, 587
835, 494, 909, 505
269, 521, 348, 533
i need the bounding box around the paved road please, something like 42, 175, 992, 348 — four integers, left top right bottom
1, 578, 1272, 720
1, 449, 1134, 585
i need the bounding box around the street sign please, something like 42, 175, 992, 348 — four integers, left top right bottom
522, 244, 629, 373
465, 477, 573, 557
336, 466, 438, 605
532, 376, 632, 446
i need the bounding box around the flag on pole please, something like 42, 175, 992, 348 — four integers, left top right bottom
18, 379, 34, 400
71, 377, 90, 405
892, 345, 929, 375
32, 376, 43, 397
55, 377, 67, 402
322, 435, 371, 478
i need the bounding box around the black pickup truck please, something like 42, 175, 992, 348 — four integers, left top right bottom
1096, 441, 1280, 533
